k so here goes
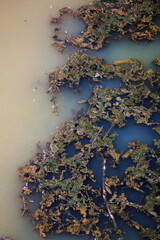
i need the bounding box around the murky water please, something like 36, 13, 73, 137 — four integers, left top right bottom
0, 1, 159, 240
0, 1, 91, 240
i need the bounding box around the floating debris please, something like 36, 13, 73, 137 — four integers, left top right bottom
51, 0, 160, 52
153, 57, 160, 66
95, 72, 100, 78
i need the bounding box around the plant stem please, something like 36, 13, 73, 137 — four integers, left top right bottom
102, 158, 118, 230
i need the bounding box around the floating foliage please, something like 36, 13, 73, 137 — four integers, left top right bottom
19, 52, 160, 239
51, 0, 160, 52
49, 52, 160, 128
153, 57, 160, 66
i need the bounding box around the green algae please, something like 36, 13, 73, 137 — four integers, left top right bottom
18, 0, 160, 239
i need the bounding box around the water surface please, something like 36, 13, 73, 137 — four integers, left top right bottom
0, 1, 159, 240
0, 1, 91, 240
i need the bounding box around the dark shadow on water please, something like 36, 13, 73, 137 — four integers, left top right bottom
73, 77, 123, 100
126, 207, 157, 229
81, 137, 90, 146
97, 119, 111, 133
155, 205, 160, 216
106, 157, 133, 178
66, 141, 78, 158
153, 14, 160, 27
66, 137, 90, 158
112, 118, 159, 152
115, 218, 143, 240
122, 188, 146, 205
143, 98, 152, 109
88, 153, 102, 187
150, 112, 160, 124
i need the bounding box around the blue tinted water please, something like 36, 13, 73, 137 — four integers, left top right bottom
96, 35, 160, 70
112, 118, 159, 152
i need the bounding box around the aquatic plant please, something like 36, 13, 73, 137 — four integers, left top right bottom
19, 52, 160, 239
18, 0, 160, 239
48, 52, 160, 126
153, 57, 160, 66
51, 0, 160, 52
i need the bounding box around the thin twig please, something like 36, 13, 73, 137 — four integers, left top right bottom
88, 125, 103, 152
22, 196, 28, 216
102, 158, 118, 230
104, 124, 115, 137
102, 124, 117, 229
81, 48, 97, 57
